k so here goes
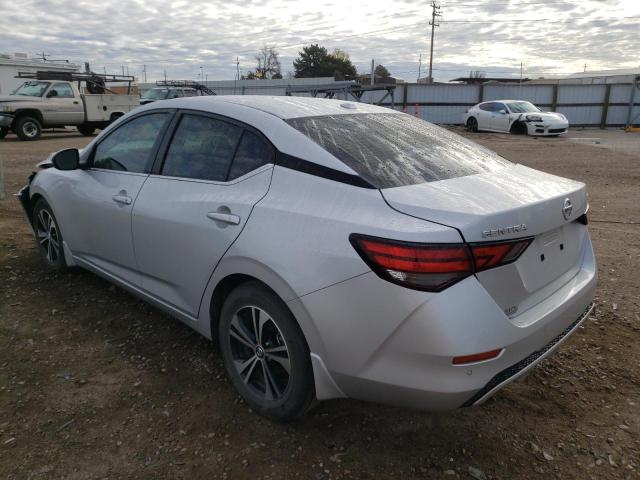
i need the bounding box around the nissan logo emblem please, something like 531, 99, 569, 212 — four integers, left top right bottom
562, 198, 573, 220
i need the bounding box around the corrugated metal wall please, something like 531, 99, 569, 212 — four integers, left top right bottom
374, 82, 638, 126
139, 79, 639, 126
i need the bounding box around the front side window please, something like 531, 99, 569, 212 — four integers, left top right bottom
493, 103, 507, 112
12, 81, 50, 97
93, 113, 169, 173
141, 88, 169, 100
228, 130, 274, 180
161, 114, 242, 181
506, 101, 541, 113
286, 113, 511, 188
51, 83, 74, 98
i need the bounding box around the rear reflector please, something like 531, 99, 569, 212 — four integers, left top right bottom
350, 234, 531, 292
452, 348, 503, 365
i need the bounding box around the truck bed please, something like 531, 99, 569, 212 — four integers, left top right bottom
83, 94, 139, 122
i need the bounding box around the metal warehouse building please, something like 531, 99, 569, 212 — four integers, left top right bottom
0, 53, 79, 95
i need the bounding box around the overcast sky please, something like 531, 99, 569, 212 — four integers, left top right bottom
0, 0, 638, 83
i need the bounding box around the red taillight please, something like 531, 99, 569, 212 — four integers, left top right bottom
350, 235, 531, 292
470, 238, 531, 272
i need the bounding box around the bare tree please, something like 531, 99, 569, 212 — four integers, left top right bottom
469, 70, 486, 79
254, 46, 282, 79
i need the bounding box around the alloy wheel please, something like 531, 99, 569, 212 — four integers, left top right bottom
36, 209, 60, 263
23, 121, 39, 138
228, 306, 291, 401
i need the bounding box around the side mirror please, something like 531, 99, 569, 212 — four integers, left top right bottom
47, 90, 58, 98
499, 109, 507, 115
52, 148, 80, 170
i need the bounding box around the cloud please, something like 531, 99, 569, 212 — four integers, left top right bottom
0, 0, 636, 82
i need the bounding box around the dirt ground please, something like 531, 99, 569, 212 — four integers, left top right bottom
1, 128, 638, 480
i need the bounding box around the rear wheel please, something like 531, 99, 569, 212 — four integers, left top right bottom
77, 125, 95, 136
218, 282, 315, 421
0, 127, 7, 139
32, 199, 67, 270
15, 116, 42, 141
466, 117, 478, 132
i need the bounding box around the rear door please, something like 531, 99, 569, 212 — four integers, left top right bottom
68, 111, 173, 284
131, 111, 275, 317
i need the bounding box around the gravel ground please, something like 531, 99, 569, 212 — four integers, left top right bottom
1, 128, 639, 479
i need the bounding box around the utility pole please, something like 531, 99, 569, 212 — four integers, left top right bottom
164, 69, 167, 82
418, 53, 422, 82
427, 1, 441, 84
370, 59, 375, 85
519, 61, 523, 98
584, 63, 587, 72
143, 64, 147, 83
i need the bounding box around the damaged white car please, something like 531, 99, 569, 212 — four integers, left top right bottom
463, 100, 569, 136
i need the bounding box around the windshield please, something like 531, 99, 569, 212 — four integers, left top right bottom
286, 113, 511, 188
12, 81, 50, 97
141, 88, 169, 100
506, 101, 541, 113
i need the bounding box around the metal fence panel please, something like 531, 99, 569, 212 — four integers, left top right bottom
557, 84, 606, 104
606, 105, 640, 125
483, 85, 553, 105
407, 83, 478, 104
609, 84, 633, 103
557, 106, 603, 125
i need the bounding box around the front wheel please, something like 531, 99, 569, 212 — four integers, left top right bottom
32, 199, 67, 270
0, 127, 8, 139
466, 117, 479, 132
218, 282, 315, 421
77, 125, 95, 136
15, 116, 42, 141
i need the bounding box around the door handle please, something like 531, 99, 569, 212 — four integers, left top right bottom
73, 101, 79, 104
112, 194, 132, 205
207, 212, 240, 225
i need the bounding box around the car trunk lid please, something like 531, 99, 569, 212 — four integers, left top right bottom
381, 164, 589, 316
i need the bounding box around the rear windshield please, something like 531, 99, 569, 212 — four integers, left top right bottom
286, 113, 511, 188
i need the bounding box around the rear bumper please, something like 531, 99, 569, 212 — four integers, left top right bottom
462, 301, 594, 406
299, 232, 597, 410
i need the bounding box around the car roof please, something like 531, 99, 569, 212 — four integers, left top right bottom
145, 95, 394, 120
126, 95, 403, 175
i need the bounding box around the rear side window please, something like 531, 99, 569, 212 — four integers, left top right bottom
93, 112, 169, 173
286, 113, 511, 188
479, 103, 494, 111
161, 114, 242, 181
228, 130, 274, 180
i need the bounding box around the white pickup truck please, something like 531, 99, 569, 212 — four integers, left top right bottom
0, 74, 139, 140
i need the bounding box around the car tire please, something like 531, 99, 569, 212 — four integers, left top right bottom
77, 125, 95, 136
32, 199, 67, 271
218, 281, 316, 421
15, 116, 42, 141
0, 127, 8, 139
466, 117, 479, 132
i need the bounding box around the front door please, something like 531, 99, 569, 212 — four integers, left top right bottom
43, 83, 84, 125
132, 112, 275, 317
69, 111, 172, 285
490, 102, 511, 132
